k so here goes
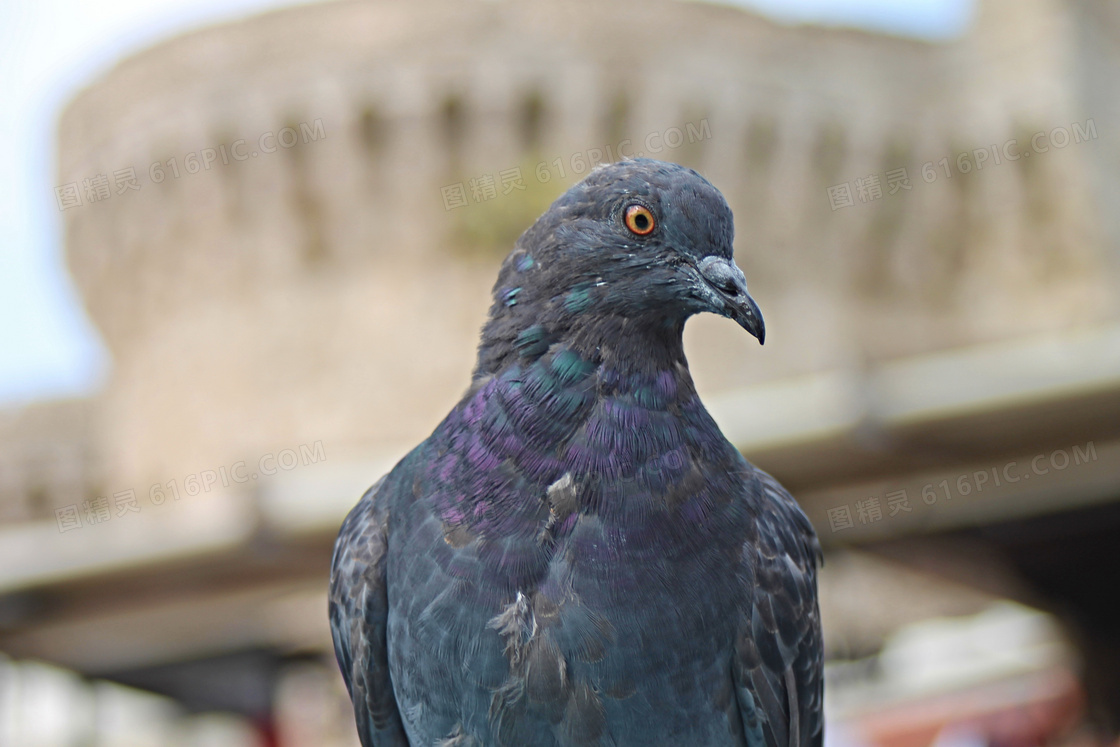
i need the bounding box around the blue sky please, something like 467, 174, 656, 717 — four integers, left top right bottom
0, 0, 974, 407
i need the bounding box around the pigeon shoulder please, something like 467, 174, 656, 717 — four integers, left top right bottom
750, 465, 821, 568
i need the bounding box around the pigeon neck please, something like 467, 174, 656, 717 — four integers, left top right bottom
475, 308, 690, 381
559, 313, 688, 377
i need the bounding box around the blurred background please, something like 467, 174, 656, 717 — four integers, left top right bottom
1, 0, 1119, 744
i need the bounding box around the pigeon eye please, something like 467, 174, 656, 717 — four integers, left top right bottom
623, 204, 655, 236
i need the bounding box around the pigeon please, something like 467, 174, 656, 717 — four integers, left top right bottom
330, 158, 823, 747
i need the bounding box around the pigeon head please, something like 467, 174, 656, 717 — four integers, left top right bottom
477, 159, 764, 375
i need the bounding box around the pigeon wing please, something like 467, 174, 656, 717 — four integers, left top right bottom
329, 476, 410, 747
733, 468, 824, 747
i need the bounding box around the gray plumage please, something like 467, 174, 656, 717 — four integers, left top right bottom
330, 159, 823, 746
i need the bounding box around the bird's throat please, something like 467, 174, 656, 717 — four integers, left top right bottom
475, 305, 690, 382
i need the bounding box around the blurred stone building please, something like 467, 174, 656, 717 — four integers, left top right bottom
2, 0, 1119, 743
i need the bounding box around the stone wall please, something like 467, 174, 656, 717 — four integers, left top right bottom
7, 0, 1113, 516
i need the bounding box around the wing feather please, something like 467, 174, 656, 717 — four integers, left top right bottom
329, 477, 410, 747
734, 468, 824, 747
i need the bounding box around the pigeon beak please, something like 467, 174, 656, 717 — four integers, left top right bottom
732, 291, 766, 345
697, 256, 766, 345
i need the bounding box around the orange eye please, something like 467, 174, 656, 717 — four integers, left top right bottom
624, 204, 655, 236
